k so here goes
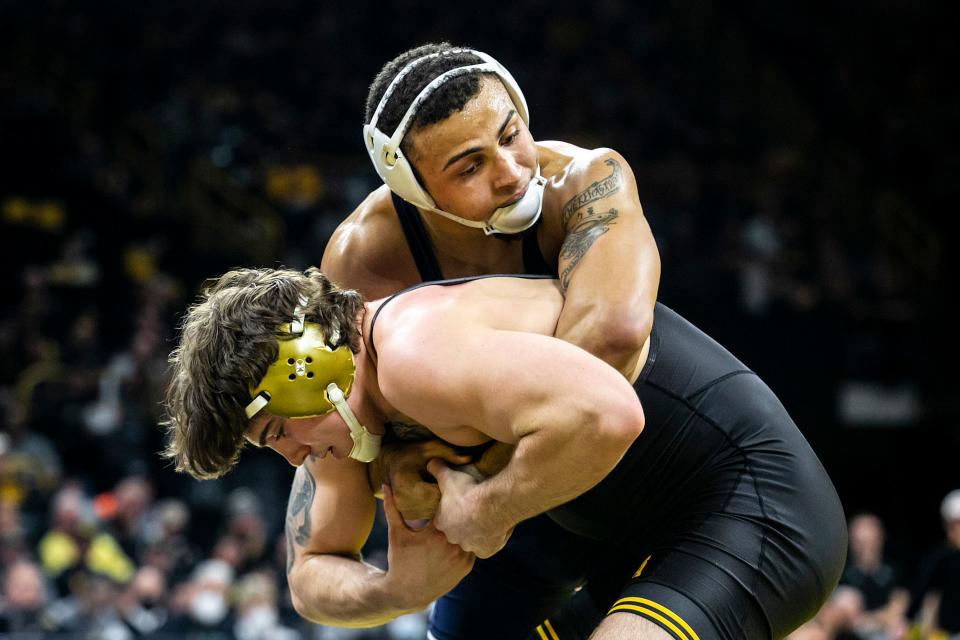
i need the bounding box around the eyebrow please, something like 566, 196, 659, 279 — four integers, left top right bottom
255, 418, 275, 448
442, 110, 516, 172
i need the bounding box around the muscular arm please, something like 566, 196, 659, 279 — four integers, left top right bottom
553, 151, 660, 380
379, 319, 645, 556
285, 456, 473, 626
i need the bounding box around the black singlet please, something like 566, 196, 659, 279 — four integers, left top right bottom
371, 274, 846, 639
387, 196, 846, 638
390, 192, 552, 281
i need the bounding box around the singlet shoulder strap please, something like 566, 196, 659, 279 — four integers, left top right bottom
368, 274, 553, 362
521, 219, 553, 276
391, 192, 444, 282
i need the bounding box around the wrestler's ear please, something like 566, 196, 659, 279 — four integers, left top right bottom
426, 458, 452, 486
418, 440, 472, 467
381, 485, 413, 532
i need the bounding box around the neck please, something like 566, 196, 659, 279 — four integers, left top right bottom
355, 302, 394, 432
417, 205, 485, 243
854, 554, 880, 572
416, 208, 522, 273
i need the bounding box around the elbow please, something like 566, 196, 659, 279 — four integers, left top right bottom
591, 305, 653, 367
288, 565, 330, 624
290, 593, 313, 622
619, 401, 645, 443
599, 399, 645, 457
289, 581, 320, 624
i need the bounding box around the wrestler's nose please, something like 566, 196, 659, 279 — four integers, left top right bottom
274, 440, 310, 467
493, 149, 524, 191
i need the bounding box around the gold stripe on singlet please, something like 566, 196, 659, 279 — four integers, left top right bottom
608, 597, 700, 640
535, 618, 560, 640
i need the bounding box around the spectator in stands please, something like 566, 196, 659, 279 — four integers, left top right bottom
37, 484, 135, 597
167, 558, 236, 638
109, 475, 155, 560
912, 489, 960, 637
233, 570, 301, 640
787, 586, 864, 640
118, 564, 170, 637
141, 498, 199, 586
224, 488, 270, 573
72, 571, 132, 640
0, 392, 62, 542
0, 500, 28, 568
0, 558, 59, 634
841, 513, 908, 638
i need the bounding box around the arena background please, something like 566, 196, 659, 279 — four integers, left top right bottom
0, 1, 955, 638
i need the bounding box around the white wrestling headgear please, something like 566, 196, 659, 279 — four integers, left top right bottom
363, 48, 546, 236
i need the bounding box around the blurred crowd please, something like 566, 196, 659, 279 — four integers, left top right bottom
786, 494, 960, 640
0, 466, 424, 639
0, 0, 956, 638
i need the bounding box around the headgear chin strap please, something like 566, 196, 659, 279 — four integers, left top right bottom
363, 48, 543, 236
244, 297, 381, 463
325, 383, 381, 463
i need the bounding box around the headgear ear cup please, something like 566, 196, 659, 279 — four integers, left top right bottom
247, 324, 355, 418
244, 311, 381, 462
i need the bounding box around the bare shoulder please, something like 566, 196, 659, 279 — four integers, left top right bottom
320, 185, 418, 298
369, 286, 465, 377
372, 285, 459, 352
539, 141, 634, 200
368, 286, 474, 426
536, 142, 639, 244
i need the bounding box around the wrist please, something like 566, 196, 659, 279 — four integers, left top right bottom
378, 568, 430, 613
471, 476, 521, 536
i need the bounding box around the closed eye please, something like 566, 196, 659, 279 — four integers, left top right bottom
459, 159, 482, 177
254, 418, 281, 448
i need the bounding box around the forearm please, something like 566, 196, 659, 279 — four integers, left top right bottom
555, 297, 653, 379
469, 417, 637, 531
288, 553, 423, 627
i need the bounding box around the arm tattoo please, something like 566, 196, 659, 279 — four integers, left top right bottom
561, 158, 623, 227
559, 207, 619, 290
285, 465, 316, 574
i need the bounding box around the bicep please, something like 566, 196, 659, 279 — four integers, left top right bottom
557, 150, 658, 291
287, 458, 376, 568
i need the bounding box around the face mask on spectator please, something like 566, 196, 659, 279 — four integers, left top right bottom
236, 604, 277, 640
190, 590, 227, 625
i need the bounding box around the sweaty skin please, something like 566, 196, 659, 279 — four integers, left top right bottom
259, 277, 646, 626
322, 77, 659, 380
323, 79, 657, 518
294, 75, 659, 626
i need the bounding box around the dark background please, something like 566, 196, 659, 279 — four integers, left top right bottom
0, 0, 956, 629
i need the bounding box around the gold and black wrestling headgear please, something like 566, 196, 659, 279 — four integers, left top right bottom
244, 296, 381, 462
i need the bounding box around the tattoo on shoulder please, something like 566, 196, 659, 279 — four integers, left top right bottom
559, 207, 619, 290
285, 465, 316, 573
561, 158, 623, 227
